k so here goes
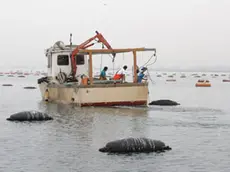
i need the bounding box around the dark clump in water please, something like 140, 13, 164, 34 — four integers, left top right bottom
99, 137, 171, 153
7, 75, 14, 77
149, 99, 180, 106
2, 84, 13, 86
6, 111, 53, 121
23, 86, 36, 89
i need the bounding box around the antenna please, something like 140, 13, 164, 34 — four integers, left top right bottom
70, 33, 72, 47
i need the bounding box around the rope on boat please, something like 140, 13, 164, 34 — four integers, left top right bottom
147, 69, 155, 85
145, 54, 158, 67
141, 52, 157, 68
100, 44, 104, 72
140, 52, 157, 85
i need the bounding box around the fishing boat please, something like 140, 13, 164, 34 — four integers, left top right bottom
37, 31, 156, 107
195, 80, 211, 87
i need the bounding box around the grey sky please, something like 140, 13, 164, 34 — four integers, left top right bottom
0, 0, 230, 71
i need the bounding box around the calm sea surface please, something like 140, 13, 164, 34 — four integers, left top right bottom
0, 72, 230, 172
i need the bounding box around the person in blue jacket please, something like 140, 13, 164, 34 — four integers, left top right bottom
137, 67, 147, 83
100, 66, 108, 80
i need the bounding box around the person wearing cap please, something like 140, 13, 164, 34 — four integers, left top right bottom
137, 67, 148, 83
99, 66, 108, 80
113, 65, 128, 82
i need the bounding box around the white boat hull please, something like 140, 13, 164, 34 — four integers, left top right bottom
39, 82, 149, 107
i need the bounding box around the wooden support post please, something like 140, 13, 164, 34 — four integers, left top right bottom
89, 52, 93, 85
133, 50, 137, 83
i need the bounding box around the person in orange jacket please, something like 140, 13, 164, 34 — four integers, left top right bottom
113, 65, 128, 82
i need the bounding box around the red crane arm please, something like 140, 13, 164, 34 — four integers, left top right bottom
71, 31, 115, 77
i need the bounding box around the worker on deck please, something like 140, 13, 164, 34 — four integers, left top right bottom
136, 66, 140, 74
137, 67, 148, 83
113, 65, 128, 82
99, 66, 108, 80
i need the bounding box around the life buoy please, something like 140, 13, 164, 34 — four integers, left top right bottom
56, 72, 67, 84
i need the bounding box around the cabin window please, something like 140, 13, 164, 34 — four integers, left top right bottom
57, 55, 69, 65
75, 55, 85, 65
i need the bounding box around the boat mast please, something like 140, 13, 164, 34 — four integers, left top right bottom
69, 33, 73, 51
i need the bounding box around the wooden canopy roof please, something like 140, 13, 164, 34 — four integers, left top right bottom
78, 48, 156, 55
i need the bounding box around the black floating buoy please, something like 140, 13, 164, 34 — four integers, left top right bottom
2, 84, 13, 86
99, 137, 171, 153
149, 99, 180, 106
23, 86, 36, 89
6, 111, 53, 121
7, 75, 14, 77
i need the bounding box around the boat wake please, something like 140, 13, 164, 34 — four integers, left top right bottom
110, 105, 223, 114
147, 106, 224, 113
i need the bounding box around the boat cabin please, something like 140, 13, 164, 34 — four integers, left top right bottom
46, 42, 88, 81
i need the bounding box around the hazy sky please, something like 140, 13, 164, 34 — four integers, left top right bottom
0, 0, 230, 70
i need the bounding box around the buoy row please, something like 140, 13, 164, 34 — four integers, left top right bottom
0, 75, 26, 78
2, 84, 36, 89
163, 78, 230, 86
155, 72, 230, 77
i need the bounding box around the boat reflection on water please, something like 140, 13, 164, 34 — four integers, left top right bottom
37, 101, 150, 147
